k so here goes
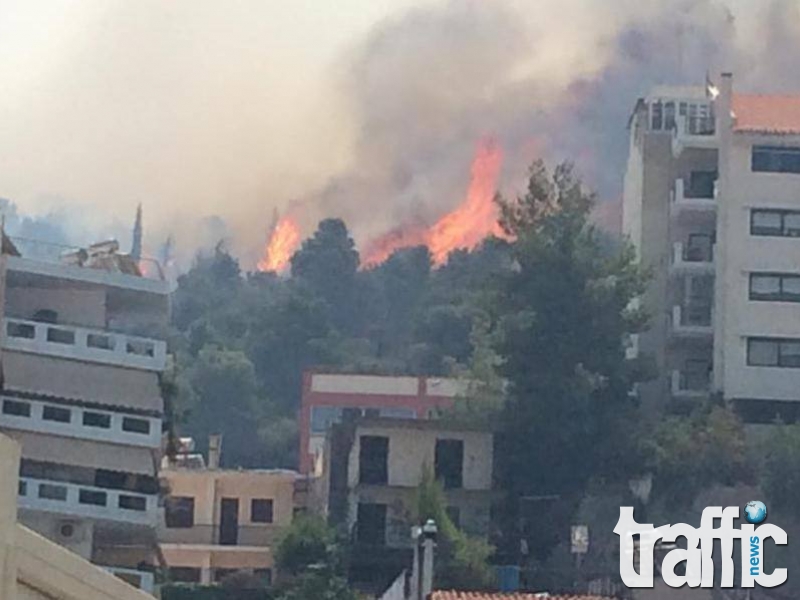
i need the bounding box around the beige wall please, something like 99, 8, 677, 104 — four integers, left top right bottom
160, 469, 296, 531
3, 351, 163, 413
347, 424, 493, 491
6, 287, 106, 329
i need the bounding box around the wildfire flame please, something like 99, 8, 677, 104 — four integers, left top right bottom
258, 212, 301, 273
362, 138, 504, 268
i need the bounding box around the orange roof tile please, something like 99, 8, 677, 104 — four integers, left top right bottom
733, 94, 800, 135
430, 592, 617, 600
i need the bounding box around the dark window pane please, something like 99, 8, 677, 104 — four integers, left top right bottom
3, 399, 31, 417
165, 496, 195, 528
359, 436, 389, 485
748, 339, 779, 366
18, 480, 27, 496
42, 405, 71, 423
79, 489, 107, 506
751, 210, 784, 236
122, 417, 150, 434
46, 327, 75, 345
687, 171, 716, 198
435, 439, 464, 489
782, 276, 800, 301
251, 498, 274, 523
38, 483, 67, 501
752, 146, 800, 174
356, 503, 386, 545
119, 495, 147, 511
7, 322, 35, 339
780, 341, 800, 368
82, 411, 111, 428
87, 333, 115, 351
785, 213, 800, 237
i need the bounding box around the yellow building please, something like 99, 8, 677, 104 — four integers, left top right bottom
158, 440, 299, 587
0, 431, 153, 600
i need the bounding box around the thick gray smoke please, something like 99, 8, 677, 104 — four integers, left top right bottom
2, 0, 799, 268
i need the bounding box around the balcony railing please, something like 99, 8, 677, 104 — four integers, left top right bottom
671, 369, 711, 399
105, 567, 155, 593
670, 305, 713, 337
159, 523, 282, 547
3, 318, 167, 371
18, 477, 157, 526
0, 395, 161, 448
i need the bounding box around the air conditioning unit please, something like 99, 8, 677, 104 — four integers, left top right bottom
54, 519, 87, 545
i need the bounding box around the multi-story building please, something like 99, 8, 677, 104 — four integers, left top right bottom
624, 73, 800, 422
299, 371, 465, 475
324, 417, 494, 593
0, 235, 170, 593
158, 437, 298, 587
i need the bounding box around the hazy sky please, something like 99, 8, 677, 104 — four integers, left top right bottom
0, 0, 778, 266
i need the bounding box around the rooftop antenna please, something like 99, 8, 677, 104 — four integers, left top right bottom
131, 203, 142, 261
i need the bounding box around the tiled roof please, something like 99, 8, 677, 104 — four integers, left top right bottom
733, 94, 800, 135
430, 592, 616, 600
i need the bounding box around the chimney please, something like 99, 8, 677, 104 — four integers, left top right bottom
208, 434, 222, 470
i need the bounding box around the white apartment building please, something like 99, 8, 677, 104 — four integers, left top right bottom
624, 73, 800, 422
0, 235, 171, 593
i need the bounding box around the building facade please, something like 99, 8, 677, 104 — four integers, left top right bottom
299, 371, 465, 475
158, 440, 298, 587
0, 237, 170, 592
325, 417, 494, 593
624, 73, 800, 421
0, 431, 155, 600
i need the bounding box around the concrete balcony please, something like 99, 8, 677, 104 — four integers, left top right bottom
18, 477, 157, 526
0, 395, 161, 448
671, 114, 718, 156
159, 523, 281, 547
670, 178, 716, 216
670, 305, 713, 338
670, 370, 711, 399
105, 567, 155, 594
669, 242, 715, 275
3, 318, 167, 371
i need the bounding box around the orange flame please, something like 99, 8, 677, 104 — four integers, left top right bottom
362, 138, 504, 267
258, 214, 301, 273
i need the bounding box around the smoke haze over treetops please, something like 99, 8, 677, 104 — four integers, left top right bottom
0, 0, 797, 268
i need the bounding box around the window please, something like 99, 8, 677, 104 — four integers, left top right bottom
119, 495, 147, 511
747, 337, 800, 368
750, 273, 800, 302
79, 489, 107, 506
752, 146, 800, 174
213, 569, 239, 583
38, 483, 67, 501
46, 327, 74, 345
751, 210, 785, 236
310, 406, 343, 433
2, 399, 31, 417
7, 321, 35, 339
378, 407, 416, 419
359, 435, 389, 485
42, 405, 71, 423
685, 234, 713, 262
687, 171, 716, 199
664, 102, 676, 131
165, 496, 195, 528
650, 101, 663, 130
87, 333, 115, 351
435, 439, 464, 489
82, 411, 111, 428
122, 417, 150, 434
356, 503, 387, 545
251, 498, 274, 523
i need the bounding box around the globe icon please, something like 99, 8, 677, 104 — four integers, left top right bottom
744, 501, 767, 524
